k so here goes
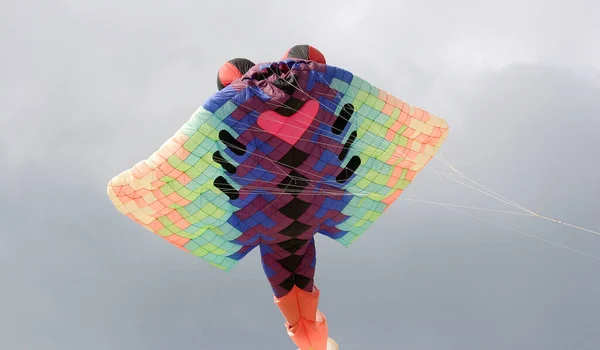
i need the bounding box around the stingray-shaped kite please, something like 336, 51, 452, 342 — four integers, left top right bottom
107, 45, 449, 350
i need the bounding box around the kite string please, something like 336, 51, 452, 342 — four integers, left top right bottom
304, 67, 600, 239
217, 116, 600, 240
253, 63, 600, 260
399, 197, 532, 216
425, 167, 533, 213
432, 154, 600, 237
434, 155, 534, 214
274, 70, 538, 209
411, 195, 600, 261
237, 65, 600, 236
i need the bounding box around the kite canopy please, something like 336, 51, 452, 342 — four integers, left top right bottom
282, 44, 326, 64
217, 57, 255, 90
107, 59, 449, 273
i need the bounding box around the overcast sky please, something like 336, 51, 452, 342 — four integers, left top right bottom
2, 1, 599, 349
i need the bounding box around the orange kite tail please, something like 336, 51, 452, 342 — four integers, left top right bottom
274, 285, 338, 350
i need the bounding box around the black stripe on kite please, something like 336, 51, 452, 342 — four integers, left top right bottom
338, 131, 357, 161
336, 155, 361, 183
214, 176, 239, 200
218, 130, 246, 156
212, 151, 236, 174
332, 103, 354, 135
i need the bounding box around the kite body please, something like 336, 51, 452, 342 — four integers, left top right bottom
107, 54, 449, 349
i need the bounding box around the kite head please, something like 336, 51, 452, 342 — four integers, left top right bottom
216, 46, 325, 90
282, 44, 326, 64
217, 57, 255, 90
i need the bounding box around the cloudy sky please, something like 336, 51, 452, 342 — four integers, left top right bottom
2, 0, 599, 349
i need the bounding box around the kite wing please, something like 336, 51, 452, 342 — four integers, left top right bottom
107, 97, 249, 271
106, 60, 449, 271
312, 69, 449, 246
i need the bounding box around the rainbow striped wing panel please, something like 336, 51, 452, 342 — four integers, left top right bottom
107, 101, 247, 271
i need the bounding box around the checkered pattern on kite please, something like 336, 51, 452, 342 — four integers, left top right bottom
107, 59, 449, 275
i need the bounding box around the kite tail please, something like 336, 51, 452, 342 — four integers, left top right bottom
274, 285, 337, 350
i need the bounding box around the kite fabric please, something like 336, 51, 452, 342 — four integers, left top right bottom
107, 47, 449, 350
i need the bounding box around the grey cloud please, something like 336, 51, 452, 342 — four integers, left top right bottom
1, 1, 599, 349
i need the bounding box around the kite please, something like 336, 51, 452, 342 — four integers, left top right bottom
107, 44, 450, 350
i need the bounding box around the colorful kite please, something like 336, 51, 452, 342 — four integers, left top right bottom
107, 45, 449, 350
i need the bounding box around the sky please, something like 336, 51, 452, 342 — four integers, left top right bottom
1, 0, 600, 349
